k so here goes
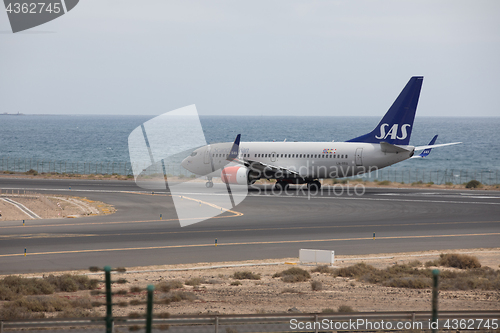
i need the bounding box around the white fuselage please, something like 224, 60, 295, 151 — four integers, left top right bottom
183, 141, 414, 179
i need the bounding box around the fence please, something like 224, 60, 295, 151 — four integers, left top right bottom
0, 157, 498, 185
359, 168, 500, 186
2, 311, 499, 332
0, 158, 193, 178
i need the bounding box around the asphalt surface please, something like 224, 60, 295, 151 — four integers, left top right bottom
0, 178, 499, 274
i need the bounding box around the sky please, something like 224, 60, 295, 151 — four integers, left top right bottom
1, 0, 499, 117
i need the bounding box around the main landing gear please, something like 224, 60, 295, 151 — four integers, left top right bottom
307, 180, 321, 191
274, 180, 290, 191
206, 177, 214, 188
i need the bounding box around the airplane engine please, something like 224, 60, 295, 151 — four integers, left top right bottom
221, 166, 257, 185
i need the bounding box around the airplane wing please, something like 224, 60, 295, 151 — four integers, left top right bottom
414, 142, 462, 151
226, 134, 302, 179
243, 159, 302, 179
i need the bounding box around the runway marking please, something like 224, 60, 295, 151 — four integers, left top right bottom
1, 232, 499, 258
1, 220, 499, 239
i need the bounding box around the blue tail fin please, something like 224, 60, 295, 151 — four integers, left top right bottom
347, 76, 423, 145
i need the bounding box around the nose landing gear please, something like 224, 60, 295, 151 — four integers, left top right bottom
206, 177, 214, 188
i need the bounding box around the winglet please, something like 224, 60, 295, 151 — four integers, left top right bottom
413, 135, 438, 158
227, 134, 241, 162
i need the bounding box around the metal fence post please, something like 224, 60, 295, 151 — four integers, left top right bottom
432, 269, 439, 333
215, 316, 218, 333
146, 285, 154, 333
104, 265, 113, 333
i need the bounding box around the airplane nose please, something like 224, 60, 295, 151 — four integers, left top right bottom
181, 157, 192, 172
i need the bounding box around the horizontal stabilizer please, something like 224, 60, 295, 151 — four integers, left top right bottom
380, 142, 411, 154
414, 142, 462, 151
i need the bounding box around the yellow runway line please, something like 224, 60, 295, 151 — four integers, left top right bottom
1, 232, 498, 258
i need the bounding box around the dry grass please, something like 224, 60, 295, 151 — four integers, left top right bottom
333, 261, 500, 291
155, 279, 184, 292
337, 305, 355, 313
273, 267, 311, 283
310, 281, 323, 291
159, 291, 197, 304
438, 254, 481, 269
0, 274, 97, 301
232, 271, 261, 280
185, 277, 205, 286
0, 295, 96, 320
311, 265, 335, 274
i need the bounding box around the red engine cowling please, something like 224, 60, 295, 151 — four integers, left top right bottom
221, 166, 250, 185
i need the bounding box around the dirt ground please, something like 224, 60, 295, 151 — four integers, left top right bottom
0, 190, 115, 221
7, 248, 499, 317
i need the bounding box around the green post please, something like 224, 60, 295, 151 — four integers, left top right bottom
146, 285, 154, 333
104, 266, 113, 333
431, 269, 439, 333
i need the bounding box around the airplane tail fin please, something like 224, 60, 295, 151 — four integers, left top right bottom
347, 76, 423, 145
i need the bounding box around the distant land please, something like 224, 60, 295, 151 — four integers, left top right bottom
1, 112, 24, 116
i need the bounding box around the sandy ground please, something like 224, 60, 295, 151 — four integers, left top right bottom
5, 248, 499, 317
0, 190, 115, 221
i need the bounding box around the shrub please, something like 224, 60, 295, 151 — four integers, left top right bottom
273, 267, 311, 283
0, 276, 55, 300
46, 274, 97, 292
162, 291, 197, 303
26, 169, 38, 175
185, 277, 205, 286
334, 263, 376, 279
230, 281, 241, 286
334, 260, 498, 291
321, 308, 336, 313
378, 180, 391, 185
232, 271, 261, 280
465, 180, 481, 189
310, 281, 323, 291
311, 265, 334, 274
156, 279, 183, 292
338, 305, 355, 312
425, 260, 440, 267
385, 277, 432, 289
438, 253, 481, 269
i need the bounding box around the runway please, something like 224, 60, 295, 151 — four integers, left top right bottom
0, 178, 499, 274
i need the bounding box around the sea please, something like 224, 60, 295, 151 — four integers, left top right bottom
0, 115, 499, 184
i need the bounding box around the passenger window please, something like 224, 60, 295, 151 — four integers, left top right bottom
342, 154, 344, 158
281, 154, 283, 158
346, 155, 348, 158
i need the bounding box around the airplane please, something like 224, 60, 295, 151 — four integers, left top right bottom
411, 135, 438, 158
181, 76, 461, 191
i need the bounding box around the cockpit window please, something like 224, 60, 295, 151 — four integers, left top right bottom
190, 152, 197, 157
